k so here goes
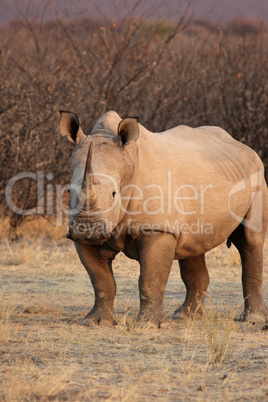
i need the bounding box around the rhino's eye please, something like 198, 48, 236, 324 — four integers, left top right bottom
112, 191, 116, 197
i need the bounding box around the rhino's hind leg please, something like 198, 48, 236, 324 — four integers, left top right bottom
173, 254, 209, 319
229, 221, 268, 323
75, 243, 117, 327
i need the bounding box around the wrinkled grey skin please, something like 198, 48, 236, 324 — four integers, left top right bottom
59, 110, 268, 327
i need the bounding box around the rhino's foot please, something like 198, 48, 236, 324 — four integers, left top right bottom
82, 317, 114, 327
172, 304, 204, 320
136, 309, 170, 329
239, 307, 268, 324
81, 310, 116, 327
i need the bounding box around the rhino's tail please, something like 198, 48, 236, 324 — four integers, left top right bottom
226, 237, 232, 248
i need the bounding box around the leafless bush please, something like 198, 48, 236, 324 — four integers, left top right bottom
0, 4, 267, 231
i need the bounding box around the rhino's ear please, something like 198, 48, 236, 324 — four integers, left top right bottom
116, 117, 139, 147
59, 110, 86, 144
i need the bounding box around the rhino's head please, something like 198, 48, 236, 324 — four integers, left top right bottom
59, 110, 139, 244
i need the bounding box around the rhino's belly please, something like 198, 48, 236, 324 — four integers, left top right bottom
172, 182, 253, 258
173, 217, 241, 259
120, 174, 254, 258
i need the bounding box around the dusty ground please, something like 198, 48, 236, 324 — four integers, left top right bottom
0, 234, 268, 401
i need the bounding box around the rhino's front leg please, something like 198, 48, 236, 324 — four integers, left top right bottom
137, 232, 177, 325
75, 243, 117, 326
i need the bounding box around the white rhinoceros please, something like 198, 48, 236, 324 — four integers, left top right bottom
59, 110, 268, 326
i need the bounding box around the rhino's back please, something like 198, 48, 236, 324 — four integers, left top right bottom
138, 124, 262, 183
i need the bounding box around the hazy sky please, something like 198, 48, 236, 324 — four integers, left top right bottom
1, 0, 268, 24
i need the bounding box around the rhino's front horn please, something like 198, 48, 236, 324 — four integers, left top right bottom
82, 142, 93, 192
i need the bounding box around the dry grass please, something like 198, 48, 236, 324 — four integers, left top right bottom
0, 232, 268, 400
0, 216, 67, 241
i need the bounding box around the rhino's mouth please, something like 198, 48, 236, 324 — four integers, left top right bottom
66, 229, 110, 245
66, 220, 111, 244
